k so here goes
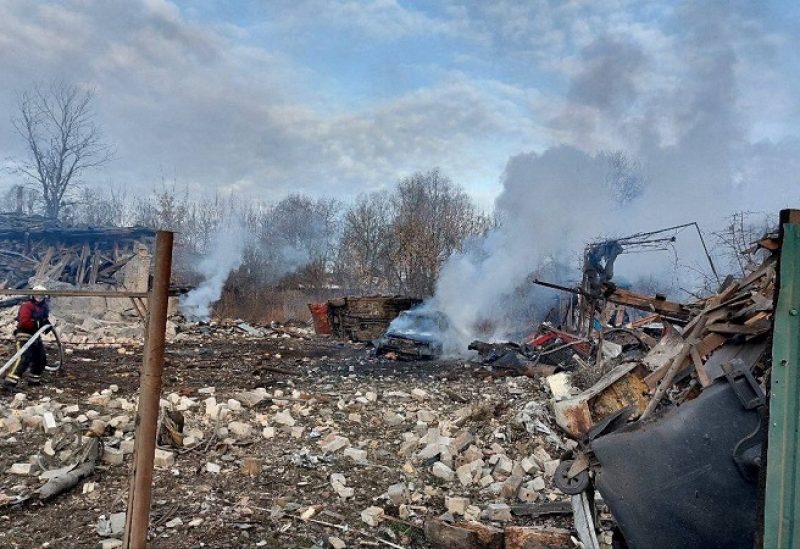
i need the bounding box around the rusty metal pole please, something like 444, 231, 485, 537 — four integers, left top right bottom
123, 231, 173, 549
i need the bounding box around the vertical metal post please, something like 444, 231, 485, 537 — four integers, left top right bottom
763, 210, 800, 548
123, 231, 173, 549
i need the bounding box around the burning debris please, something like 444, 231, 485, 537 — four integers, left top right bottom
375, 309, 449, 360
313, 296, 422, 342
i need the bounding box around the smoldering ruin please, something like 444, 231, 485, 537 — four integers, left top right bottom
0, 1, 798, 549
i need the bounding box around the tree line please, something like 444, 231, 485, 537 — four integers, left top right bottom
4, 170, 493, 301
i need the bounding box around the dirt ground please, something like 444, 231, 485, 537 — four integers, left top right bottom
0, 327, 590, 548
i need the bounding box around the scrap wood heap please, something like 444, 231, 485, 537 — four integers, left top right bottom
551, 235, 777, 439
0, 213, 155, 289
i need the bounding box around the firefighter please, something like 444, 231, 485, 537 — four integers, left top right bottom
5, 285, 52, 389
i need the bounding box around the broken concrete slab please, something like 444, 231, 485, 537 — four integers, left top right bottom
432, 461, 455, 482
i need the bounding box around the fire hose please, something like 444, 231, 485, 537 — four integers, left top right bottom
0, 324, 64, 378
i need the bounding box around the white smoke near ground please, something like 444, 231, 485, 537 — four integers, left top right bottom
429, 0, 800, 353
179, 224, 248, 321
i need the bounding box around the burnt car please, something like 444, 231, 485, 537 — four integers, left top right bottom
374, 309, 449, 360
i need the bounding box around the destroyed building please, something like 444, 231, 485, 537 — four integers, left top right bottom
0, 213, 157, 345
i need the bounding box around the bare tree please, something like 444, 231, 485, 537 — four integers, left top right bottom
12, 82, 112, 219
2, 185, 39, 215
337, 191, 392, 292
387, 168, 491, 296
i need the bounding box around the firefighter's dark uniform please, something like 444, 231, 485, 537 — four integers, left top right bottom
6, 298, 50, 387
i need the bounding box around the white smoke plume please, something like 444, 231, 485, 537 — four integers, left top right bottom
179, 224, 248, 321
430, 0, 800, 353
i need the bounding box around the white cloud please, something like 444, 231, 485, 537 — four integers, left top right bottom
0, 0, 796, 211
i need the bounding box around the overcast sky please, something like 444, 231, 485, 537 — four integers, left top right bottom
0, 0, 798, 210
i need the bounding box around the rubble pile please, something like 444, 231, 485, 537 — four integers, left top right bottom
0, 213, 155, 289
0, 323, 619, 548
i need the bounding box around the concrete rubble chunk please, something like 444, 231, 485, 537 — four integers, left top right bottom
273, 410, 296, 427
120, 439, 135, 454
328, 536, 347, 549
343, 447, 368, 463
102, 446, 125, 466
8, 462, 34, 476
236, 391, 264, 407
531, 476, 546, 491
204, 397, 220, 419
97, 512, 126, 537
445, 496, 469, 516
153, 449, 175, 469
100, 539, 123, 549
330, 473, 354, 499
493, 455, 514, 477
417, 410, 437, 423
520, 456, 539, 474
360, 506, 385, 527
386, 482, 408, 505
228, 421, 253, 438
41, 412, 58, 434
483, 503, 512, 522
262, 426, 276, 439
501, 465, 525, 499
206, 462, 222, 473
2, 416, 22, 434
411, 388, 428, 400
449, 431, 474, 454
319, 434, 349, 453
383, 411, 405, 426
432, 461, 455, 482
456, 463, 476, 487
418, 442, 446, 461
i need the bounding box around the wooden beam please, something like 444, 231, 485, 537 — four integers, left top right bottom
606, 287, 690, 320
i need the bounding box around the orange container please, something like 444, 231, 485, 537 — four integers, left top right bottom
308, 303, 332, 335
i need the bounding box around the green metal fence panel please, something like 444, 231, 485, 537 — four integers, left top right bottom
764, 221, 800, 548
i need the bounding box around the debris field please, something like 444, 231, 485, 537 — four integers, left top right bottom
0, 324, 595, 548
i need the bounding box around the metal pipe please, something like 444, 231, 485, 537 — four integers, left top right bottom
692, 222, 721, 286
123, 231, 173, 549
